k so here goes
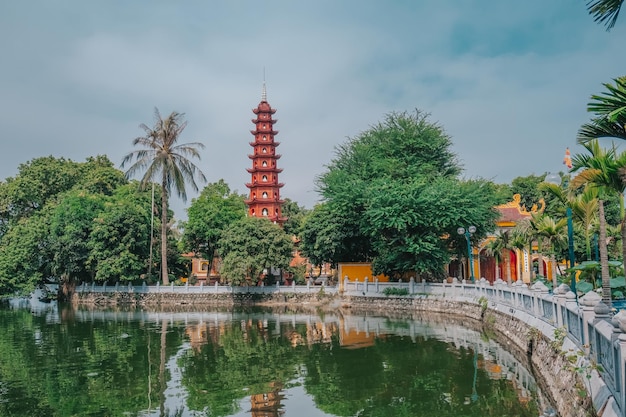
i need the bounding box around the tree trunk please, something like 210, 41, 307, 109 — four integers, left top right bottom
505, 250, 512, 284
551, 254, 558, 290
57, 273, 76, 303
528, 242, 534, 281
621, 216, 626, 279
159, 318, 168, 417
161, 177, 169, 286
537, 247, 545, 279
599, 200, 612, 307
495, 258, 500, 281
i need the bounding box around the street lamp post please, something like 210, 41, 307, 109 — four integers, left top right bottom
457, 226, 477, 282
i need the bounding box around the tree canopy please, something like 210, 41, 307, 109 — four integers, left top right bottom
304, 110, 502, 280
218, 217, 294, 285
182, 180, 247, 264
0, 156, 154, 296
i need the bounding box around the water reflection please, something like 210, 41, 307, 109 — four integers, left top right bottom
0, 301, 550, 417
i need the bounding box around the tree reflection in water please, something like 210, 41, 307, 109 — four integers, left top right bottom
0, 305, 549, 417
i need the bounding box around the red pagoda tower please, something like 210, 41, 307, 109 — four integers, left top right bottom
245, 84, 287, 224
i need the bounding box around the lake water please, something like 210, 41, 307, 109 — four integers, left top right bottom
0, 297, 553, 416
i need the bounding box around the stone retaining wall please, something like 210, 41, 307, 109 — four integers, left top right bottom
72, 290, 333, 308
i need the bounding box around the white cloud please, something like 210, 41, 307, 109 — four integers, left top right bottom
1, 1, 626, 220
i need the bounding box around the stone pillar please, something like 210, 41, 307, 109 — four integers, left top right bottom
554, 284, 570, 327
364, 277, 369, 294
531, 281, 549, 317
343, 276, 349, 293
409, 277, 414, 294
375, 278, 379, 293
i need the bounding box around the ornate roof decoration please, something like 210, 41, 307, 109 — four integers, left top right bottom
496, 194, 545, 225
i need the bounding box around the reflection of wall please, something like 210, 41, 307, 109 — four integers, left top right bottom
250, 382, 284, 417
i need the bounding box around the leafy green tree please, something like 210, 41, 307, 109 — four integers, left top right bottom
587, 0, 623, 30
0, 210, 51, 295
300, 202, 364, 268
122, 108, 207, 285
87, 183, 152, 283
281, 198, 309, 237
364, 178, 500, 280
312, 110, 501, 279
510, 174, 547, 213
218, 217, 294, 285
182, 179, 246, 272
49, 191, 104, 299
0, 156, 83, 235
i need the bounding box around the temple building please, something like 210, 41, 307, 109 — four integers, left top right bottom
244, 84, 287, 225
452, 194, 555, 284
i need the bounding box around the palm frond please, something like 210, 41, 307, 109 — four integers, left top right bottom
587, 0, 624, 30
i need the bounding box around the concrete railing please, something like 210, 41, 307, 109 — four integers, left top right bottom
74, 280, 339, 295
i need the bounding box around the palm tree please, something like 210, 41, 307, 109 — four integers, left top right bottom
587, 0, 624, 30
513, 218, 537, 282
122, 108, 206, 285
483, 237, 503, 282
485, 231, 514, 284
529, 213, 547, 279
570, 140, 626, 306
540, 180, 599, 261
578, 77, 626, 144
533, 214, 568, 290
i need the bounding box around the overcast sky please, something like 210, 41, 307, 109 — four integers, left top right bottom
2, 1, 626, 220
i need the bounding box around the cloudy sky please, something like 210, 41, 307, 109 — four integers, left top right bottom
2, 1, 626, 219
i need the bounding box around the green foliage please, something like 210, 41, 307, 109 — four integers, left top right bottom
86, 184, 152, 282
478, 296, 488, 314
550, 327, 567, 352
382, 287, 409, 296
0, 156, 157, 295
182, 179, 247, 263
281, 198, 309, 237
510, 174, 551, 214
300, 202, 366, 268
218, 217, 294, 285
49, 191, 104, 285
308, 110, 501, 279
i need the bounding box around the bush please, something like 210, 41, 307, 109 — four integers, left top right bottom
382, 287, 409, 296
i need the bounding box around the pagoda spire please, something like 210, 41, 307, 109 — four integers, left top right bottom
244, 83, 286, 225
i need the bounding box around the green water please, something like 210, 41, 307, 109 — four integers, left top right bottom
0, 299, 549, 417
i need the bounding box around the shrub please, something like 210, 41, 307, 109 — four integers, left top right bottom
382, 287, 409, 296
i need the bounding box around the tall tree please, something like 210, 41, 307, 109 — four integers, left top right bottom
587, 0, 623, 30
218, 217, 293, 285
483, 237, 504, 282
182, 180, 246, 274
312, 110, 501, 280
122, 109, 206, 285
570, 140, 626, 306
533, 214, 568, 289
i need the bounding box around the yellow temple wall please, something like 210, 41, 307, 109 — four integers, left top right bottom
338, 263, 390, 283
